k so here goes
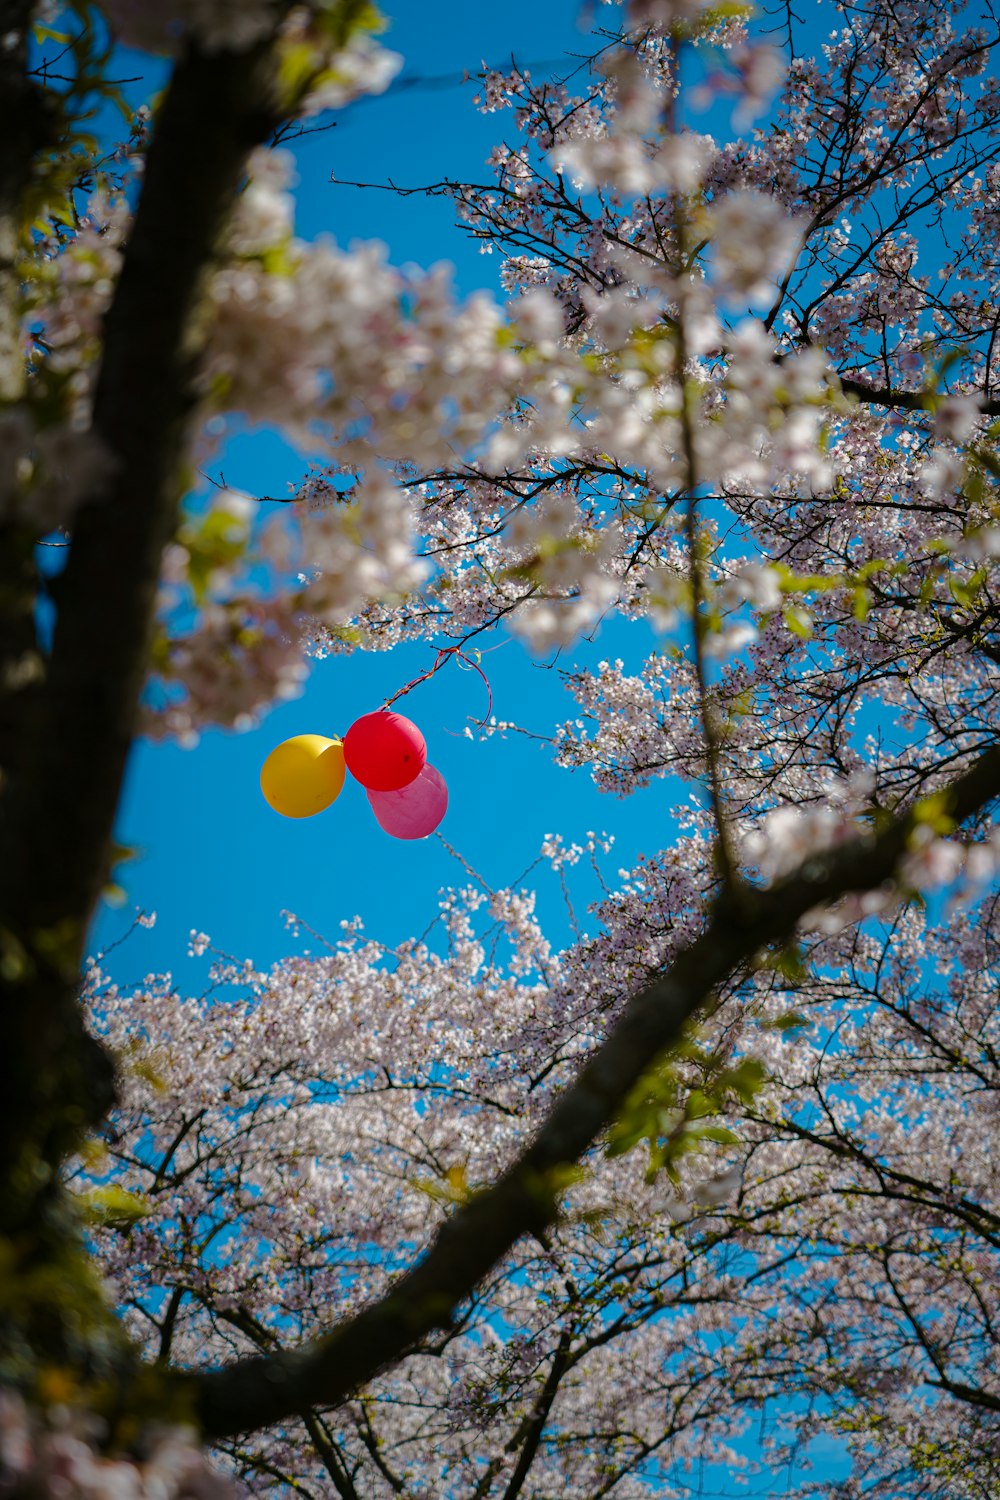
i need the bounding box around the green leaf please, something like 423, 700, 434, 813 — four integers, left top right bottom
132, 1057, 169, 1093
413, 1161, 473, 1205
769, 943, 807, 983
765, 1011, 809, 1032
0, 927, 32, 983
76, 1185, 151, 1228
716, 1057, 768, 1106
694, 1125, 741, 1145
783, 605, 813, 639
913, 790, 956, 836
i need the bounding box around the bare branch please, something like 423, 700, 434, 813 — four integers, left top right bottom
840, 375, 1000, 417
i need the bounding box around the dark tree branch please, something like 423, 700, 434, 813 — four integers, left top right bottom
500, 1329, 572, 1500
0, 18, 292, 1264
354, 1401, 407, 1495
0, 0, 50, 399
840, 374, 1000, 418
926, 1377, 1000, 1415
154, 1283, 188, 1368
301, 1411, 361, 1500
191, 740, 1000, 1439
3, 38, 288, 950
0, 4, 51, 792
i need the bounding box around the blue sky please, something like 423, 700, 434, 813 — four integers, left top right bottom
81, 4, 865, 1490
92, 0, 685, 988
94, 0, 873, 990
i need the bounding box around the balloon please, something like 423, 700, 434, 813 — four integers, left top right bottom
368, 763, 448, 839
343, 710, 426, 792
260, 734, 345, 818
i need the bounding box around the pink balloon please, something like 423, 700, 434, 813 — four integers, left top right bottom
367, 763, 448, 840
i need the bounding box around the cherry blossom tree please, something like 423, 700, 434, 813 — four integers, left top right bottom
1, 0, 1000, 1495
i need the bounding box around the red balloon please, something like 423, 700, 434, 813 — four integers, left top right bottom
368, 764, 448, 840
343, 710, 426, 791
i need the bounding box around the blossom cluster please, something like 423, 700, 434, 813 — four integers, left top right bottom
143, 599, 307, 744
0, 1393, 238, 1500
500, 489, 621, 652
22, 3, 1000, 1490
23, 187, 130, 425
98, 0, 403, 112
99, 0, 281, 54
79, 829, 1000, 1496
0, 410, 114, 531
298, 473, 430, 626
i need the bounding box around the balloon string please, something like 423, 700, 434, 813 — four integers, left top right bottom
459, 652, 494, 726
383, 646, 493, 726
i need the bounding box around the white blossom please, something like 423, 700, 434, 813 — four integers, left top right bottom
706, 191, 802, 305
933, 394, 981, 442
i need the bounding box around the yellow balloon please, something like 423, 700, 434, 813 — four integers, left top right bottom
260, 734, 346, 819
